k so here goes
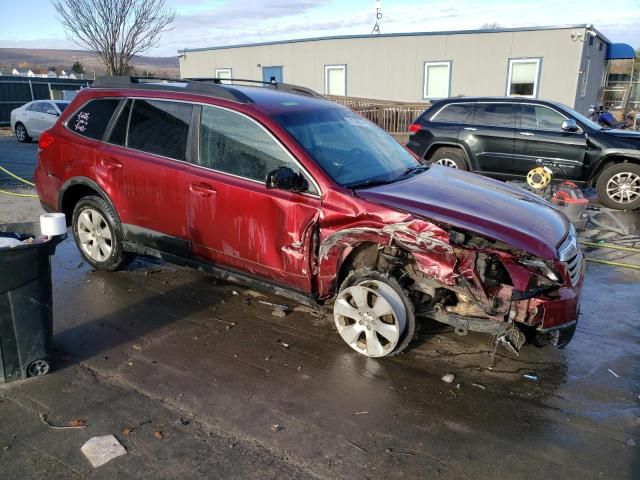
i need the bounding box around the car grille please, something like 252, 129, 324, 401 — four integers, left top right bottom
558, 232, 583, 286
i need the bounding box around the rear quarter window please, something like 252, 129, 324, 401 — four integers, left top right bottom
430, 103, 473, 124
67, 98, 121, 140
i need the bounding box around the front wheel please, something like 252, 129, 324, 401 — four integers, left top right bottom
72, 195, 131, 271
596, 163, 640, 210
333, 269, 416, 357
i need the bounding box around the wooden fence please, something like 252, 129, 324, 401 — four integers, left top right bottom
325, 94, 429, 134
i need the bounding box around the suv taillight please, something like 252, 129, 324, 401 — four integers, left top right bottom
38, 131, 55, 150
408, 123, 421, 134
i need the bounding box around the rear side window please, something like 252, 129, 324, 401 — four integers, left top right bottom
431, 103, 473, 124
472, 103, 514, 128
128, 100, 192, 161
108, 99, 131, 146
27, 102, 43, 112
55, 102, 69, 112
68, 99, 120, 139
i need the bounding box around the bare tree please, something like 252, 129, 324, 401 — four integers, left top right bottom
52, 0, 175, 75
480, 22, 502, 30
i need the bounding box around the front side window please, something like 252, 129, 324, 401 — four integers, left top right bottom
431, 103, 472, 124
423, 61, 451, 99
128, 99, 192, 160
199, 106, 316, 194
55, 102, 69, 112
519, 105, 566, 131
473, 103, 514, 128
507, 58, 540, 97
274, 107, 418, 189
67, 98, 120, 139
324, 65, 346, 96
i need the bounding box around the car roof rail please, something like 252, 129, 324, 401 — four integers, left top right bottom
184, 77, 324, 98
91, 76, 254, 103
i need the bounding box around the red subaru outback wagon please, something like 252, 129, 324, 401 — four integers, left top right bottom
36, 76, 584, 357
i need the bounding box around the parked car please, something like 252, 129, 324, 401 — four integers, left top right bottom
10, 100, 70, 143
407, 97, 640, 210
35, 77, 584, 358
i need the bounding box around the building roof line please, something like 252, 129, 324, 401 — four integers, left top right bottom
178, 24, 608, 54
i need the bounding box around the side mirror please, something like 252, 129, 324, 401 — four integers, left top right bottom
561, 119, 579, 132
266, 166, 309, 192
45, 109, 59, 116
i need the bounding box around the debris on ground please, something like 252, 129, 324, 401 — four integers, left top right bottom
81, 435, 127, 468
346, 440, 367, 453
270, 424, 283, 433
39, 413, 87, 429
154, 431, 164, 439
608, 369, 620, 378
231, 290, 239, 296
627, 438, 636, 447
384, 448, 415, 456
441, 373, 455, 383
132, 344, 144, 351
471, 383, 487, 390
523, 373, 539, 382
123, 426, 135, 436
271, 308, 288, 318
354, 411, 368, 415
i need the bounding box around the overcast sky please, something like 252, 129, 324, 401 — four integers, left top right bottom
1, 0, 638, 57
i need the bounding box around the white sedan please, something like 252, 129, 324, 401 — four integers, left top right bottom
10, 100, 70, 143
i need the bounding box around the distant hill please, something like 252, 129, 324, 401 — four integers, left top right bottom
0, 48, 179, 77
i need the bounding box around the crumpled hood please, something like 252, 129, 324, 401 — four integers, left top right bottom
356, 166, 569, 259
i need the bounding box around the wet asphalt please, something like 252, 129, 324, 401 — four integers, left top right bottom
0, 136, 37, 185
18, 236, 637, 479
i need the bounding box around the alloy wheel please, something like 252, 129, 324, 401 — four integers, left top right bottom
15, 125, 26, 141
435, 158, 458, 168
76, 208, 113, 262
334, 280, 406, 357
27, 359, 50, 377
606, 172, 640, 204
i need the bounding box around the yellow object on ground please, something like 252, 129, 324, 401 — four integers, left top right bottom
526, 167, 552, 189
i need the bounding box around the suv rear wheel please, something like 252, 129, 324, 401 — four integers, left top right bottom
596, 163, 640, 210
72, 196, 131, 271
428, 147, 467, 170
333, 269, 415, 357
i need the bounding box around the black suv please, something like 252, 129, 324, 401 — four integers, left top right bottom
407, 97, 640, 210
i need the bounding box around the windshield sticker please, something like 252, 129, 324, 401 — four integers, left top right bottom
344, 116, 371, 127
74, 111, 90, 132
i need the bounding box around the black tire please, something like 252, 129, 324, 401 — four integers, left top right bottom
72, 195, 131, 271
15, 123, 31, 143
596, 162, 640, 211
428, 147, 467, 170
337, 267, 416, 357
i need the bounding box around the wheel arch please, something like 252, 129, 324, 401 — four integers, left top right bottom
589, 153, 640, 186
423, 142, 472, 169
58, 177, 120, 227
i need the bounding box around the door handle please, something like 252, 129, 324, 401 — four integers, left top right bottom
519, 132, 535, 136
463, 127, 477, 131
101, 157, 122, 170
189, 183, 216, 198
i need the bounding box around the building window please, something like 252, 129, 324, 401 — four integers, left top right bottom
324, 65, 346, 96
507, 58, 541, 98
215, 68, 232, 84
423, 61, 451, 99
581, 57, 590, 97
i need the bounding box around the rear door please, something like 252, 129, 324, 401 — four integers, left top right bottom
415, 103, 472, 159
97, 98, 193, 255
458, 102, 515, 175
513, 104, 587, 179
184, 104, 320, 292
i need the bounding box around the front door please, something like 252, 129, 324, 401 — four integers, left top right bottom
459, 102, 515, 175
185, 104, 320, 292
513, 104, 587, 180
262, 66, 283, 84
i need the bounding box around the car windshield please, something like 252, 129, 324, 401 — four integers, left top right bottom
273, 107, 420, 188
557, 104, 602, 131
55, 102, 69, 112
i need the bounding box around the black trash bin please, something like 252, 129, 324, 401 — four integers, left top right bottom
0, 222, 65, 383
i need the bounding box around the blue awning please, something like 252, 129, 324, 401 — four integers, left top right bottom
606, 43, 636, 60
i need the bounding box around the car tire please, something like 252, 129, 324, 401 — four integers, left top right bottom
596, 162, 640, 210
428, 147, 467, 170
15, 123, 31, 143
72, 195, 132, 271
333, 268, 416, 358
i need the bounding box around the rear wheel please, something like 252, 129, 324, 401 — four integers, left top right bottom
333, 269, 415, 357
15, 123, 31, 143
72, 196, 131, 271
596, 163, 640, 210
428, 147, 467, 170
